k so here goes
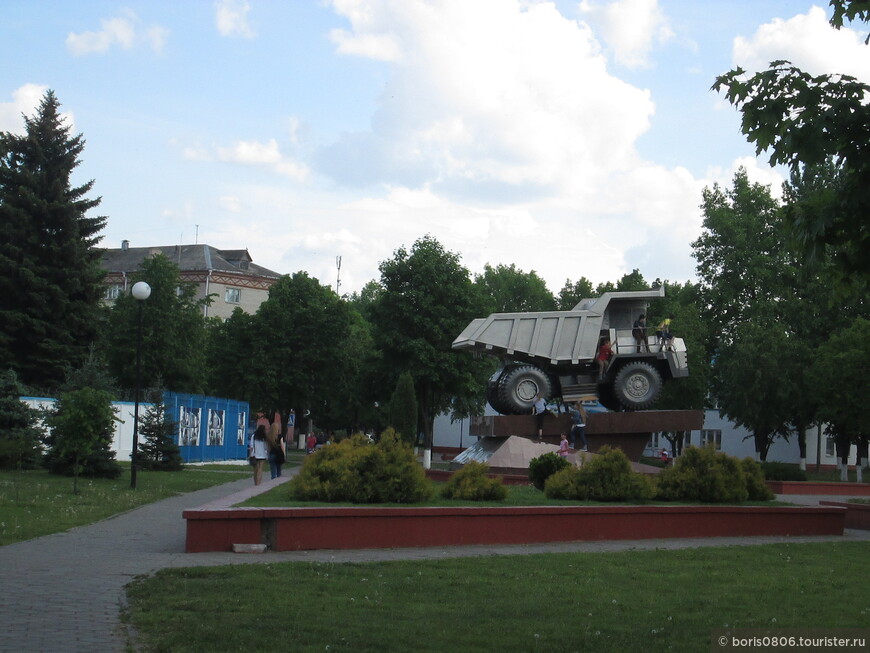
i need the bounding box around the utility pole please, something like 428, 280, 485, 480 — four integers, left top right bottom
336, 255, 342, 295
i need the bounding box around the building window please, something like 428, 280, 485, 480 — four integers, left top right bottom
701, 429, 722, 450
104, 285, 122, 300
684, 431, 692, 448
225, 288, 241, 304
825, 435, 835, 457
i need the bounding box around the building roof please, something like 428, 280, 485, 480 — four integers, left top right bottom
101, 243, 282, 280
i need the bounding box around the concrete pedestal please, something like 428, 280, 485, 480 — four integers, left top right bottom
469, 410, 704, 461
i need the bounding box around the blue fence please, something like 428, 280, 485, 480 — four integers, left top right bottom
164, 392, 250, 462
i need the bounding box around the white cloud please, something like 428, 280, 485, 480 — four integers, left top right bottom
185, 138, 309, 182
733, 6, 870, 80
215, 0, 255, 38
0, 83, 48, 132
322, 0, 654, 201
579, 0, 674, 69
66, 11, 168, 55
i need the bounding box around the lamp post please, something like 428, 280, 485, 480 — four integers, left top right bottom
130, 281, 151, 489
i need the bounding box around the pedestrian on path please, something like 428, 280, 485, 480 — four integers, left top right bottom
249, 424, 269, 485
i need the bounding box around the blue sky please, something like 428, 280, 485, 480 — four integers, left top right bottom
2, 0, 868, 295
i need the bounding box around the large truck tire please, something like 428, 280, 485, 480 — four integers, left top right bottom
486, 379, 513, 415
496, 364, 553, 414
612, 361, 662, 410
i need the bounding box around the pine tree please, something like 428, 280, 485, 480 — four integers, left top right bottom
0, 370, 42, 470
137, 392, 183, 471
0, 90, 107, 392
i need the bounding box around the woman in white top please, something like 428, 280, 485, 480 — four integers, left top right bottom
248, 424, 269, 485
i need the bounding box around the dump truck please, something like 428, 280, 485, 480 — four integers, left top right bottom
452, 286, 688, 412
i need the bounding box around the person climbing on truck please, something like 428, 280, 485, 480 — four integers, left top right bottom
596, 337, 614, 380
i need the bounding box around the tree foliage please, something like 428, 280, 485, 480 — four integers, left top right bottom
474, 263, 555, 313
44, 387, 120, 490
0, 370, 42, 470
813, 317, 870, 440
0, 90, 106, 391
556, 276, 594, 310
137, 391, 183, 471
212, 272, 355, 433
369, 236, 491, 448
101, 254, 208, 394
713, 3, 870, 283
389, 371, 417, 445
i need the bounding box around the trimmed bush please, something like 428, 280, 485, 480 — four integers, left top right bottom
656, 446, 751, 503
544, 446, 653, 502
440, 462, 507, 501
760, 461, 807, 482
529, 452, 570, 491
288, 429, 433, 504
742, 458, 775, 500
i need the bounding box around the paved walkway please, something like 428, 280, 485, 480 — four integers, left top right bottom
1, 475, 868, 653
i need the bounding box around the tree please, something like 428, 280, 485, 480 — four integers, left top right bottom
474, 263, 555, 313
0, 370, 42, 470
369, 236, 491, 454
101, 254, 208, 394
247, 272, 354, 432
557, 277, 594, 310
713, 2, 870, 284
813, 317, 870, 477
137, 391, 183, 471
0, 90, 106, 391
389, 371, 418, 445
713, 320, 795, 461
692, 168, 791, 346
44, 387, 120, 491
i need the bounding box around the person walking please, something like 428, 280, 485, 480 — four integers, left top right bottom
248, 424, 269, 486
266, 420, 285, 479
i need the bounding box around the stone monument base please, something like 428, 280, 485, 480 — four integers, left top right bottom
468, 410, 704, 461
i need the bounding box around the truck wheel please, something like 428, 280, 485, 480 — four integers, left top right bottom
496, 365, 553, 414
613, 362, 662, 410
486, 379, 512, 415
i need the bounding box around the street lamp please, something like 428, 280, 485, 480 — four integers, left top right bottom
130, 281, 151, 489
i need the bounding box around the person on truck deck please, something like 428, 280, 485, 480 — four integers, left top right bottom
596, 337, 614, 380
658, 315, 674, 350
632, 314, 650, 352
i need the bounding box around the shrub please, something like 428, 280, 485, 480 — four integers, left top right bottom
656, 446, 749, 503
44, 388, 122, 491
544, 446, 653, 502
440, 461, 507, 501
543, 466, 585, 500
529, 452, 570, 491
288, 429, 433, 503
0, 370, 42, 470
137, 393, 183, 472
760, 461, 807, 482
742, 458, 775, 500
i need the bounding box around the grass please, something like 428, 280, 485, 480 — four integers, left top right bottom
123, 541, 870, 653
0, 466, 250, 545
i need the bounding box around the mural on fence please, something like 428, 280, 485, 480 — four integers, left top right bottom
207, 409, 225, 446
179, 406, 201, 447
237, 412, 246, 445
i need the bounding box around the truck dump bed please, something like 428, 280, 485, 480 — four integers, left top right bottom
452, 311, 599, 365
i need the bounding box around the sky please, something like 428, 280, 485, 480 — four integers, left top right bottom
2, 0, 869, 296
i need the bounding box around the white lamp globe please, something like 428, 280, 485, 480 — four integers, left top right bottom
131, 281, 151, 301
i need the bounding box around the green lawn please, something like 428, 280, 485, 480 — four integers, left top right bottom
124, 541, 870, 653
0, 466, 250, 545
